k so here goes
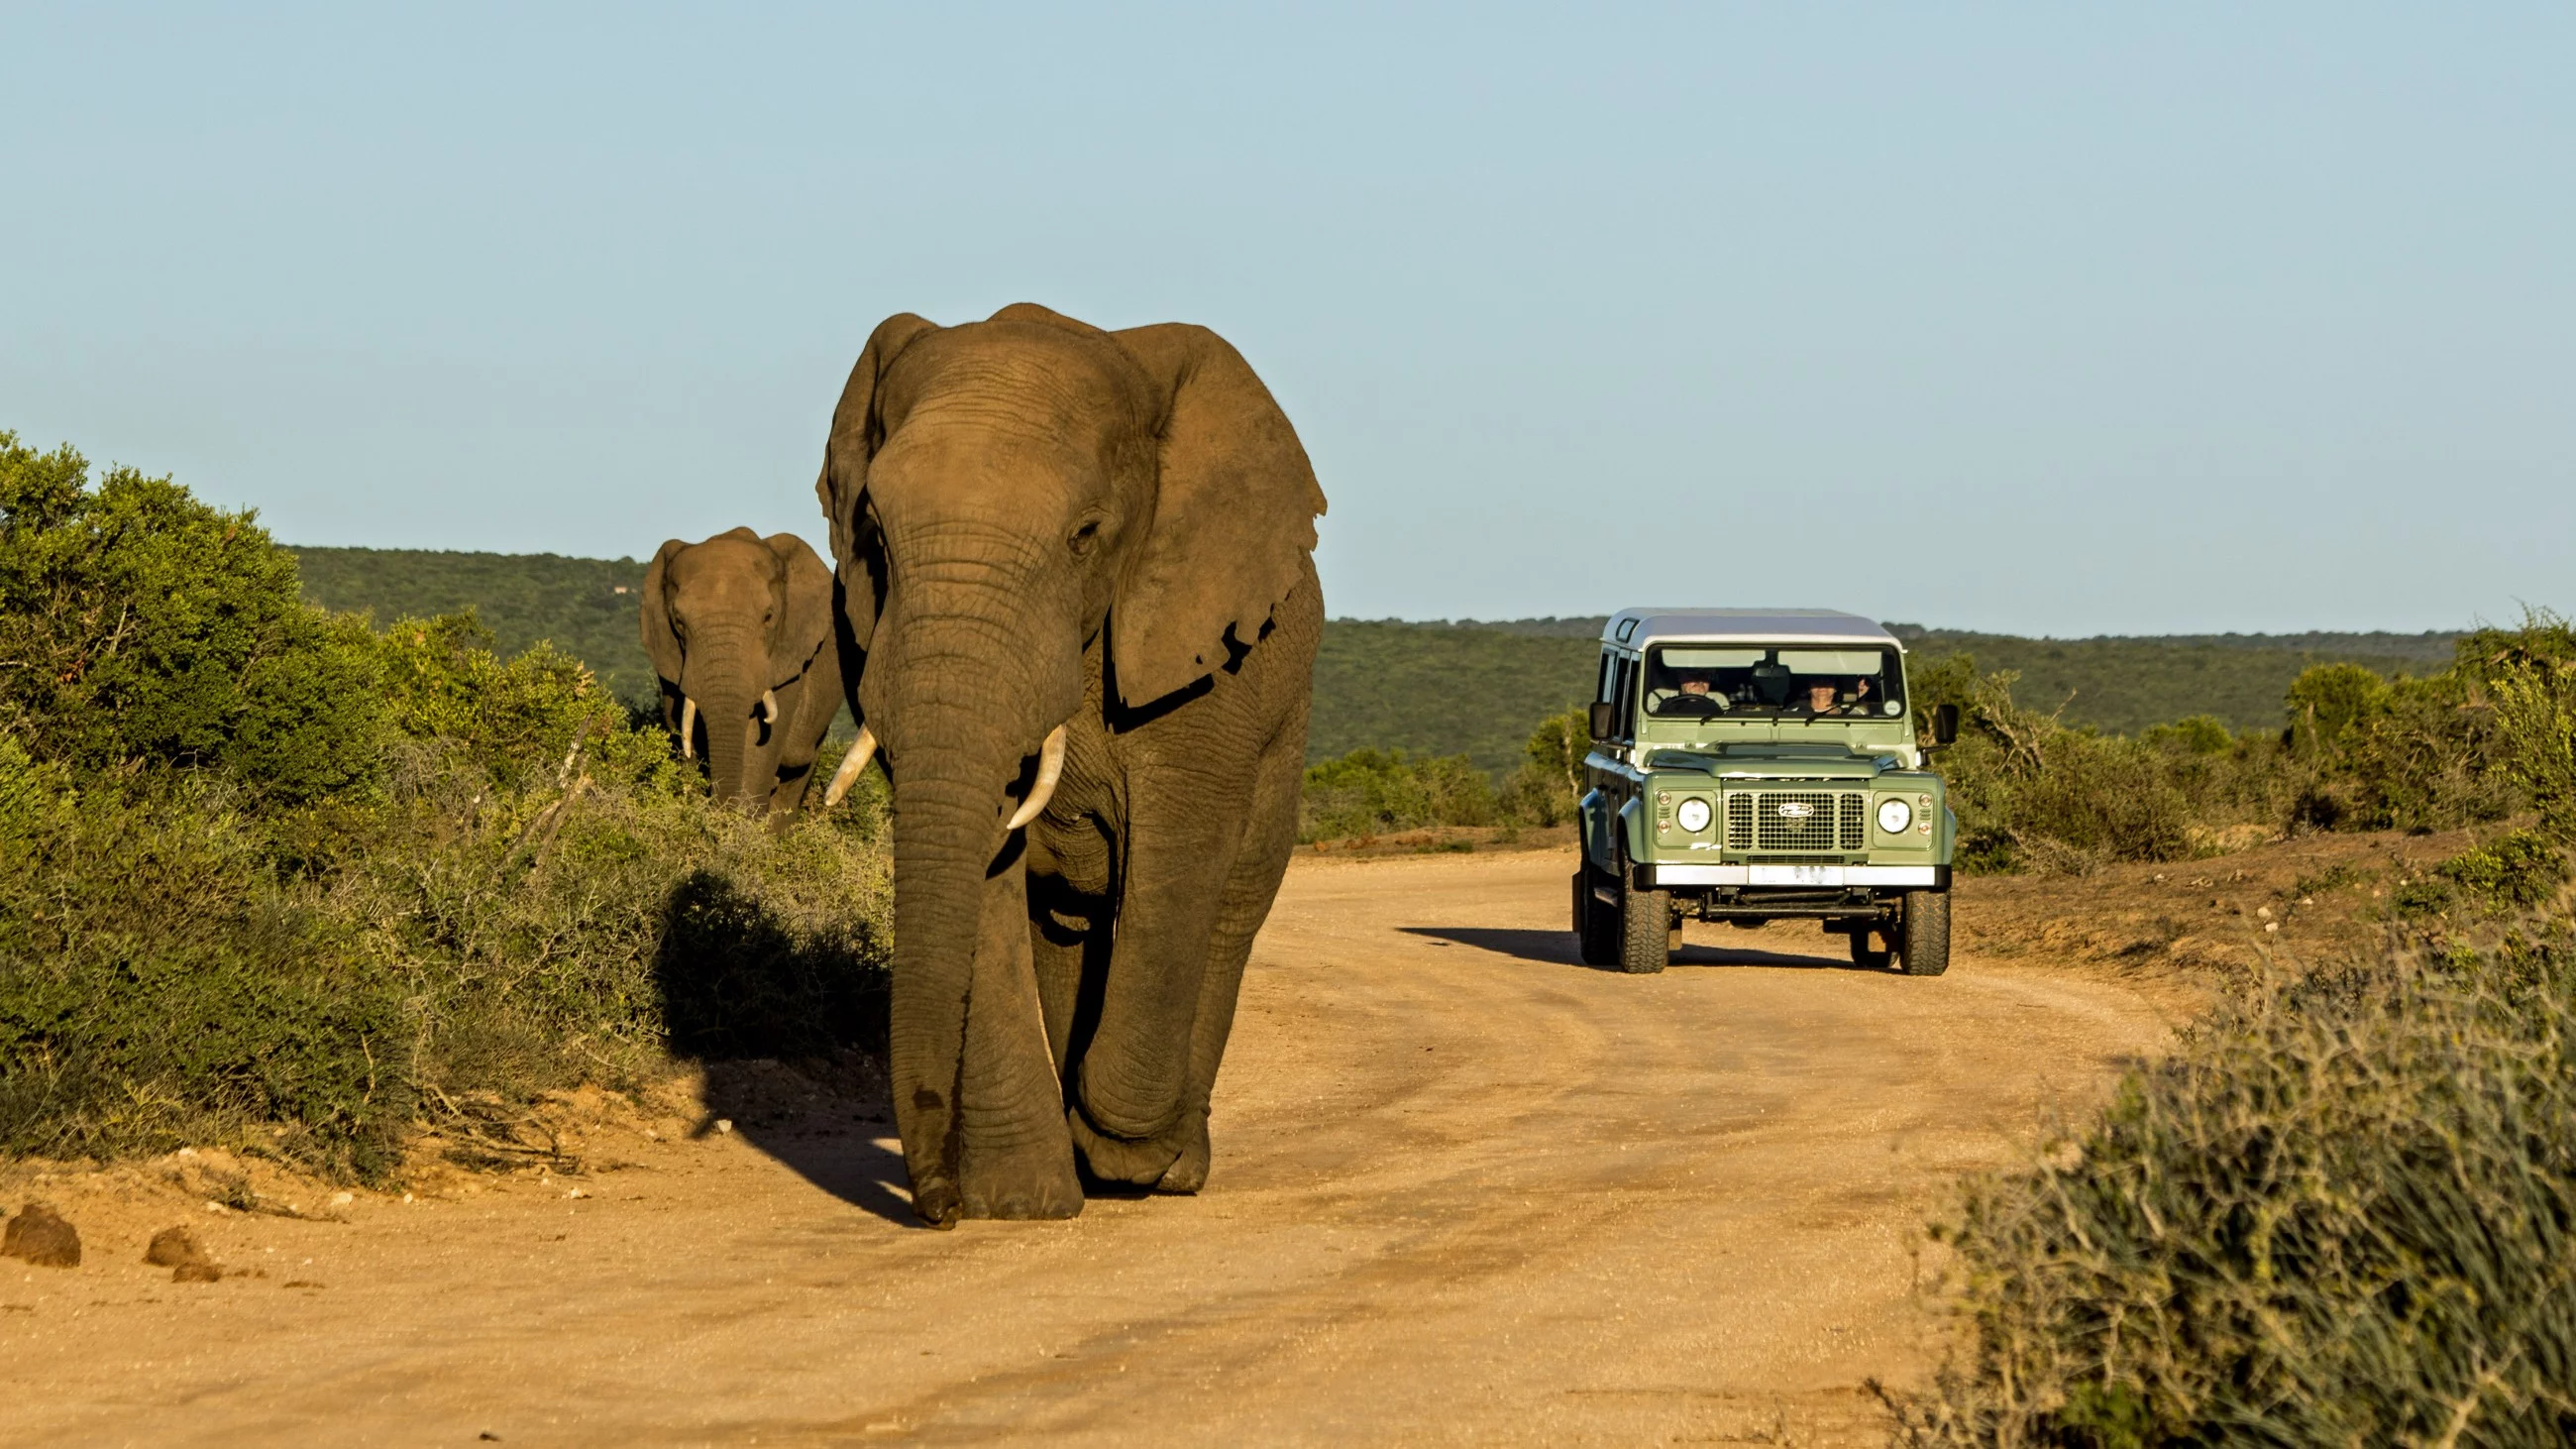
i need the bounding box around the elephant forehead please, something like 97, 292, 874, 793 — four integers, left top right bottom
668, 540, 781, 599
871, 424, 1101, 508
885, 323, 1156, 434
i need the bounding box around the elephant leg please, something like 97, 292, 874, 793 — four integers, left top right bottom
1023, 807, 1119, 1083
1022, 850, 1104, 1085
956, 856, 1083, 1219
766, 759, 815, 822
1153, 724, 1305, 1194
765, 681, 831, 821
1066, 772, 1246, 1186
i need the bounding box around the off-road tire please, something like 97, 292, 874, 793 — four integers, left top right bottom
1617, 865, 1674, 975
1897, 890, 1951, 976
1574, 866, 1619, 967
1848, 925, 1892, 970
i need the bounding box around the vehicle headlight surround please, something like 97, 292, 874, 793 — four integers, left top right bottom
1676, 797, 1713, 834
1876, 798, 1912, 834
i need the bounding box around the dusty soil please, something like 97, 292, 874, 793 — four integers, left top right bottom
2, 847, 2193, 1447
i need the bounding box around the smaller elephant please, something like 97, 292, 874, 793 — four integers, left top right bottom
641, 528, 844, 818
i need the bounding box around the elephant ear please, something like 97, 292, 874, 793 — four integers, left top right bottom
1108, 322, 1327, 710
639, 538, 688, 688
817, 312, 941, 581
764, 532, 835, 687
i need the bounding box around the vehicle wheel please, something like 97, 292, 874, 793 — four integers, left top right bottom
1848, 925, 1892, 970
1897, 890, 1951, 976
1617, 864, 1673, 974
1575, 866, 1619, 967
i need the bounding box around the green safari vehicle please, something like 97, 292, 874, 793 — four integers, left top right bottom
1572, 610, 1961, 975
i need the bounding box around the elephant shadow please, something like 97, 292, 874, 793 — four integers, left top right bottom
652, 870, 923, 1228
1399, 925, 1873, 972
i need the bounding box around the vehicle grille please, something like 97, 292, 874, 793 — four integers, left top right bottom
1735, 790, 1869, 852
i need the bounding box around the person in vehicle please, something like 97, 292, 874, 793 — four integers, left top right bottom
1649, 666, 1729, 716
1795, 677, 1874, 716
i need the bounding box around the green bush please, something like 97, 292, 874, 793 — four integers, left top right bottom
2293, 615, 2576, 835
2138, 714, 2232, 756
2489, 631, 2576, 842
2395, 830, 2572, 923
1890, 914, 2576, 1445
1498, 706, 1590, 828
0, 433, 893, 1179
0, 762, 409, 1177
1300, 747, 1497, 840
2284, 660, 2392, 755
1928, 664, 2293, 874
0, 433, 388, 806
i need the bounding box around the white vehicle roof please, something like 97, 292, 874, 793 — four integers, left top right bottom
1602, 609, 1900, 650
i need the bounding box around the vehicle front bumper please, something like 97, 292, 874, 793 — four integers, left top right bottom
1637, 863, 1951, 890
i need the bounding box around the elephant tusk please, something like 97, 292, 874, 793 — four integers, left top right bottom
1006, 724, 1069, 832
822, 724, 877, 808
760, 689, 779, 724
680, 697, 698, 760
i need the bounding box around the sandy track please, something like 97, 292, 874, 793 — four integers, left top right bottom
2, 848, 2172, 1447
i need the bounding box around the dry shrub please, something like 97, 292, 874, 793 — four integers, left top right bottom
1886, 905, 2576, 1446
1924, 668, 2294, 875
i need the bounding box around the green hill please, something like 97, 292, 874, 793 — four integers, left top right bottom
1884, 624, 2453, 741
292, 547, 655, 704
286, 548, 2464, 775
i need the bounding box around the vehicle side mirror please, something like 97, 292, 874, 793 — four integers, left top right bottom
1588, 701, 1617, 740
1932, 703, 1960, 746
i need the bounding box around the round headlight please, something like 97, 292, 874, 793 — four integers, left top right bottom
1877, 798, 1912, 834
1676, 797, 1713, 834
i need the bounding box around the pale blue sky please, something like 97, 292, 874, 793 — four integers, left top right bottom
5, 4, 2569, 633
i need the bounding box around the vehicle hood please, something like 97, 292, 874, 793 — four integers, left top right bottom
1645, 744, 1901, 781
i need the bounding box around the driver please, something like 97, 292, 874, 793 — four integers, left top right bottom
1672, 669, 1730, 712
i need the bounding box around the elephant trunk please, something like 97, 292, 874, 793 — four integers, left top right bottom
883, 726, 1017, 1228
680, 628, 768, 808
867, 599, 1084, 1228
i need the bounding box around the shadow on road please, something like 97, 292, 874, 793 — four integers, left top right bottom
652, 871, 923, 1228
692, 1062, 922, 1230
1400, 925, 1877, 973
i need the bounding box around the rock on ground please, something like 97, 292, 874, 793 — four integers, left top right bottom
2, 1203, 82, 1269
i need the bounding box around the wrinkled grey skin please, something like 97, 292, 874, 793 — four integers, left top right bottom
641, 528, 844, 819
818, 303, 1325, 1226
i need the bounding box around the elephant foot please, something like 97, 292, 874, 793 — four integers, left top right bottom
1152, 1114, 1212, 1195
958, 1137, 1084, 1220
1067, 1110, 1185, 1188
909, 1175, 963, 1230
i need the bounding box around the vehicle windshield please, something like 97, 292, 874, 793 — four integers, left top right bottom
1644, 644, 1906, 721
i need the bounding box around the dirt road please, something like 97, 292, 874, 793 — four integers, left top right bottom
3, 849, 2174, 1446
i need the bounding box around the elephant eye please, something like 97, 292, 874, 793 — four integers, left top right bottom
1067, 516, 1104, 558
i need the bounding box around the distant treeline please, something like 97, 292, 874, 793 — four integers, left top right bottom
292, 547, 2462, 775
294, 547, 656, 704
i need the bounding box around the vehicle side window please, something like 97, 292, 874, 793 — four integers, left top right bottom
1610, 653, 1637, 738
1596, 648, 1617, 706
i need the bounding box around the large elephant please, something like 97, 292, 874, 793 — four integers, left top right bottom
641, 528, 844, 819
814, 303, 1325, 1227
